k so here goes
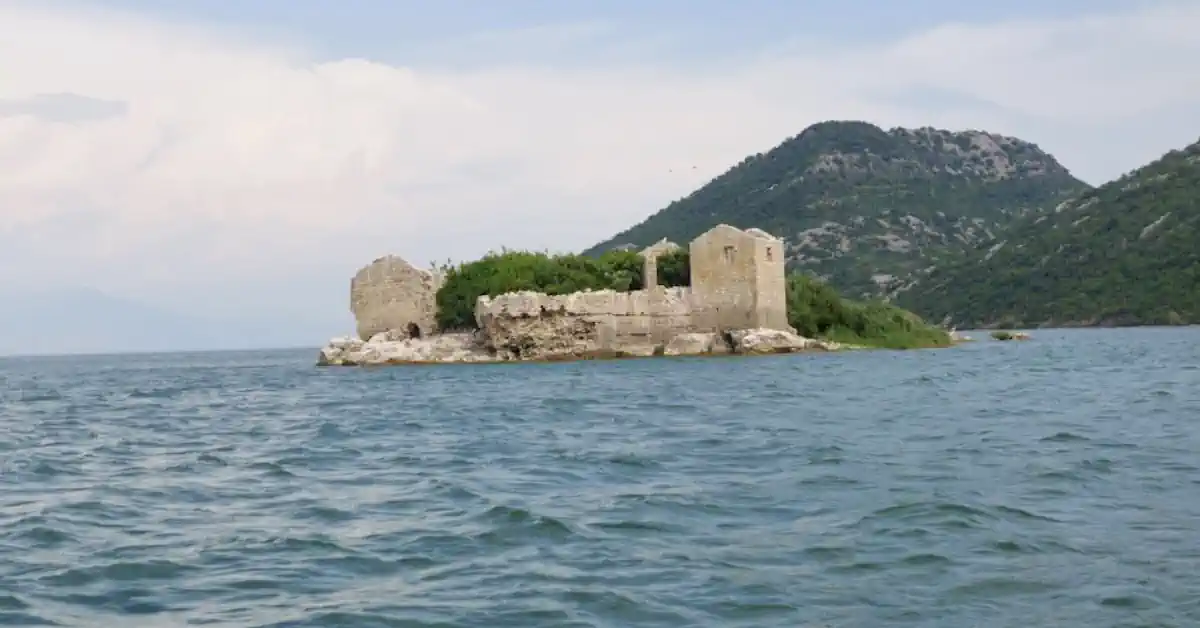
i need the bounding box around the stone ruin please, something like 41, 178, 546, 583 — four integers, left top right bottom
349, 255, 443, 341
322, 225, 827, 365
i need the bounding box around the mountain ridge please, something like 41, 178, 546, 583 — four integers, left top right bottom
896, 136, 1200, 328
584, 120, 1089, 299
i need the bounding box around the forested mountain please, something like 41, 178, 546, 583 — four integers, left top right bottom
585, 120, 1088, 298
897, 138, 1200, 328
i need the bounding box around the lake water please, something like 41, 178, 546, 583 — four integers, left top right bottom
1, 328, 1198, 627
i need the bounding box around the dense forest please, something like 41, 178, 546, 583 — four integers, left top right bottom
898, 138, 1200, 328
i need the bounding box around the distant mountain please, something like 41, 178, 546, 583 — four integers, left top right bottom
585, 120, 1089, 299
897, 138, 1200, 329
0, 287, 327, 356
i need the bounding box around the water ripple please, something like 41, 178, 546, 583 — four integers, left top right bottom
2, 328, 1199, 626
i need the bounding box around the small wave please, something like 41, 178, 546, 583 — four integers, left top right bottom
901, 552, 953, 566
1099, 593, 1161, 609
590, 519, 681, 534
248, 461, 295, 477
0, 611, 60, 626
197, 452, 227, 466
12, 390, 65, 403
801, 545, 854, 561
127, 387, 184, 399
1041, 431, 1090, 442
39, 559, 194, 587
293, 505, 357, 523
0, 594, 30, 611
993, 504, 1060, 522
316, 421, 350, 439
314, 554, 436, 578
948, 576, 1065, 598
260, 536, 350, 554
606, 452, 660, 468
11, 524, 76, 548
989, 540, 1026, 553
470, 505, 577, 542
862, 501, 994, 525
1033, 468, 1083, 482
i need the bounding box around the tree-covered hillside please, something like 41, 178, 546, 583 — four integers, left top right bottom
898, 138, 1200, 328
585, 120, 1089, 299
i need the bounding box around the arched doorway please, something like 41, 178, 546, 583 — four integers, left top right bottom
406, 322, 422, 339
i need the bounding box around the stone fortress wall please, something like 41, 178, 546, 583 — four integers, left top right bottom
476, 287, 694, 359
345, 224, 793, 360
472, 224, 792, 358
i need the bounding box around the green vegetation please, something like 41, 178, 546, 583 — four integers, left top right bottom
584, 120, 1087, 299
898, 137, 1200, 328
655, 249, 690, 288
991, 331, 1014, 341
434, 249, 643, 330
435, 247, 950, 350
784, 274, 951, 350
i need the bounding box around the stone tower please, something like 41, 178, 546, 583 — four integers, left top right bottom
349, 256, 444, 340
687, 224, 789, 333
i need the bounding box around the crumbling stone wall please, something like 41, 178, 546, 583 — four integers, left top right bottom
350, 256, 443, 340
640, 238, 681, 289
344, 224, 789, 355
688, 225, 789, 333
475, 288, 693, 360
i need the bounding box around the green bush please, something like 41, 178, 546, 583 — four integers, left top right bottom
785, 273, 951, 349
434, 248, 950, 349
655, 249, 691, 287
435, 249, 644, 330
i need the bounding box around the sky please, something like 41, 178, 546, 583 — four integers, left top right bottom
1, 0, 1199, 353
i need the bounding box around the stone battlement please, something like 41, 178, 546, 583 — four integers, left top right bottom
475, 287, 692, 321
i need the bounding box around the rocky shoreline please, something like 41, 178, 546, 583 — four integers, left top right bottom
317, 327, 845, 366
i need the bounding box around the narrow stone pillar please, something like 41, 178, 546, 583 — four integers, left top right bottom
643, 254, 658, 289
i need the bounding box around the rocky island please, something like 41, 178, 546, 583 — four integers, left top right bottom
318, 224, 949, 366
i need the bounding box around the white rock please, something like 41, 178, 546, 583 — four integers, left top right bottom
727, 328, 832, 354
663, 332, 724, 356
316, 332, 495, 366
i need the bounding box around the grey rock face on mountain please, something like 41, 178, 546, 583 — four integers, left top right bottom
585, 120, 1090, 299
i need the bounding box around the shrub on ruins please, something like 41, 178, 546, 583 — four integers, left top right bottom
435, 249, 645, 330
784, 273, 952, 349
655, 249, 691, 288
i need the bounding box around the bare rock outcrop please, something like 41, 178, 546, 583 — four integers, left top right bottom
317, 332, 495, 366
663, 332, 729, 356
727, 328, 839, 354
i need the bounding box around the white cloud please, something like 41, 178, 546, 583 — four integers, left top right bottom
1, 1, 1199, 333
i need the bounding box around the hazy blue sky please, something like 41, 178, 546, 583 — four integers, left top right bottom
74, 0, 1136, 57
2, 0, 1198, 354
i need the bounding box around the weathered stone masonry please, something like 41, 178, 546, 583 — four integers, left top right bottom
476, 287, 693, 360
340, 224, 795, 362
469, 225, 793, 358
349, 255, 443, 341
